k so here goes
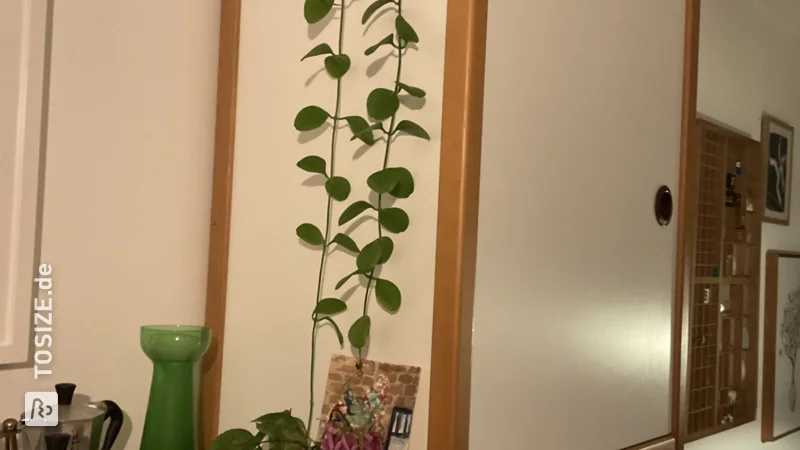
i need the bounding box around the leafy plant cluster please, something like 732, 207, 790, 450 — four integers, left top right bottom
212, 0, 429, 449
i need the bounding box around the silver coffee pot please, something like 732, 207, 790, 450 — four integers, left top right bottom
12, 383, 123, 450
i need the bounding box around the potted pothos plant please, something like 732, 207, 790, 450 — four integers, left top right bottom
212, 0, 429, 449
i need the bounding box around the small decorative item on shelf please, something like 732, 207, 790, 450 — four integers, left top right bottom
140, 325, 211, 450
720, 413, 734, 425
385, 408, 413, 450
319, 375, 390, 450
727, 389, 738, 405
703, 288, 711, 304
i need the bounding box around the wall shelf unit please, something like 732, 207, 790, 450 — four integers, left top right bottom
683, 119, 764, 441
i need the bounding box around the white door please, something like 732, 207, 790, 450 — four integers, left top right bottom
470, 1, 684, 448
0, 0, 50, 366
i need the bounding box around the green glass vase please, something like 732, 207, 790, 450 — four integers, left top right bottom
140, 325, 211, 450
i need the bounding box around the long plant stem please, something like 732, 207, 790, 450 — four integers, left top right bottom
359, 0, 405, 364
308, 1, 347, 439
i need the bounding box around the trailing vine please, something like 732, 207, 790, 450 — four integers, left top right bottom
211, 0, 428, 448
337, 0, 430, 366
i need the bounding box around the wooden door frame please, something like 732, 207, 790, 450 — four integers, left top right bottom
199, 0, 702, 449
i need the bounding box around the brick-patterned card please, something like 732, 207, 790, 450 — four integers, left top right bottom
317, 354, 421, 440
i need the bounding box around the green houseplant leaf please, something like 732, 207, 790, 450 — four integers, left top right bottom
378, 208, 409, 233
304, 0, 334, 24
367, 168, 399, 193
376, 236, 394, 265
365, 34, 395, 56
362, 0, 394, 24
396, 82, 426, 98
339, 200, 374, 225
294, 106, 330, 131
301, 43, 334, 61
335, 270, 361, 290
211, 429, 259, 450
387, 167, 414, 199
344, 116, 376, 145
296, 223, 325, 246
375, 278, 401, 312
318, 316, 344, 346
395, 16, 419, 44
314, 298, 347, 316
296, 156, 327, 176
395, 120, 431, 140
367, 88, 400, 121
348, 315, 371, 349
331, 233, 359, 253
357, 239, 383, 272
324, 54, 351, 78
254, 410, 307, 450
325, 176, 351, 201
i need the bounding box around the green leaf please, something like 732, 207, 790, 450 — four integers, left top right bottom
254, 410, 307, 450
376, 236, 394, 265
365, 34, 395, 56
357, 239, 383, 272
344, 116, 376, 146
395, 15, 419, 44
375, 278, 401, 312
338, 200, 374, 225
294, 106, 330, 131
331, 233, 359, 253
319, 316, 344, 346
348, 315, 371, 349
324, 54, 351, 78
314, 298, 347, 316
296, 223, 325, 246
367, 88, 400, 121
335, 270, 361, 290
379, 208, 409, 233
349, 123, 384, 143
387, 167, 415, 199
396, 82, 426, 98
296, 155, 327, 176
362, 0, 394, 24
325, 176, 351, 201
301, 43, 334, 61
395, 120, 431, 140
211, 429, 259, 450
304, 0, 334, 24
367, 168, 399, 194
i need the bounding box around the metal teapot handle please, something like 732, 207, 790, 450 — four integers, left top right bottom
99, 401, 123, 450
1, 418, 18, 450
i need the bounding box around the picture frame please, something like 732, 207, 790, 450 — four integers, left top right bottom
762, 250, 800, 442
761, 114, 794, 226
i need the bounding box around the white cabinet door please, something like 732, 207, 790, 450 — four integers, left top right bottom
0, 0, 50, 366
469, 1, 684, 449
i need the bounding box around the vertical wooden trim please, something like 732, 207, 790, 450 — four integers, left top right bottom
426, 0, 488, 449
674, 0, 701, 448
201, 0, 242, 448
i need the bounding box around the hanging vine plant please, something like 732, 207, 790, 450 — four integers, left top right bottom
212, 0, 427, 449
337, 0, 429, 366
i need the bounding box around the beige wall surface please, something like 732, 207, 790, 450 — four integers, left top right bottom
217, 1, 447, 449
690, 0, 800, 448
470, 0, 685, 448
0, 1, 220, 449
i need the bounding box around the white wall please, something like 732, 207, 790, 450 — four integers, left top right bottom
470, 1, 684, 449
689, 1, 800, 449
218, 1, 446, 449
0, 1, 220, 449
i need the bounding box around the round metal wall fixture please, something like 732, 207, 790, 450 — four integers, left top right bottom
655, 185, 673, 227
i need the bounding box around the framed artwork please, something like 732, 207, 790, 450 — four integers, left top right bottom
763, 250, 800, 442
761, 114, 794, 225
0, 0, 51, 366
